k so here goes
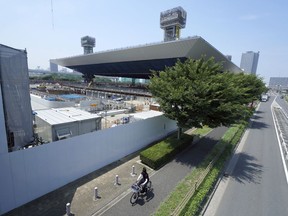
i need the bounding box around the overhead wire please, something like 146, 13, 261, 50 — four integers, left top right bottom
51, 0, 54, 30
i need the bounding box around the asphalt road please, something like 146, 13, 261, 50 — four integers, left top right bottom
97, 126, 227, 216
204, 96, 288, 216
275, 94, 288, 114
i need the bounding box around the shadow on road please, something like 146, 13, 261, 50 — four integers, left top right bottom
174, 136, 220, 168
254, 110, 264, 115
249, 120, 270, 130
249, 109, 272, 130
252, 121, 270, 129
171, 127, 228, 169
250, 115, 263, 120
133, 189, 155, 206
229, 153, 263, 184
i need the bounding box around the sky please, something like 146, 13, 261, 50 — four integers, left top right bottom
1, 0, 288, 84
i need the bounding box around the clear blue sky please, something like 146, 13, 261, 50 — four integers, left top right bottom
1, 0, 287, 84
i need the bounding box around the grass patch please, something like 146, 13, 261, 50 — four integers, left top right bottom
153, 124, 245, 216
192, 126, 212, 137
180, 149, 229, 216
180, 123, 246, 216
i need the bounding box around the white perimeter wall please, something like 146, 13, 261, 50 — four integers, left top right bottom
0, 115, 176, 214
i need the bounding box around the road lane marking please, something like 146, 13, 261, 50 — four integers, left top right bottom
271, 99, 288, 184
92, 168, 157, 216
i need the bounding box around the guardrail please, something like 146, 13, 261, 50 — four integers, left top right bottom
272, 106, 288, 158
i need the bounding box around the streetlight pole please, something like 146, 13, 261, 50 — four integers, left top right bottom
105, 109, 107, 129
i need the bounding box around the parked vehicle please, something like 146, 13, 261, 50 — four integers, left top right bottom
261, 94, 268, 102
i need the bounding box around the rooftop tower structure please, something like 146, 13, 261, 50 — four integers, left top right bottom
225, 55, 232, 61
160, 6, 187, 42
81, 36, 95, 54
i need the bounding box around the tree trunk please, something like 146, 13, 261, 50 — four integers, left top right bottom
177, 126, 182, 139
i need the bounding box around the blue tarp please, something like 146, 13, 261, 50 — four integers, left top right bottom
60, 94, 85, 100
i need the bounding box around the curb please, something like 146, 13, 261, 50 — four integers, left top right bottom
200, 104, 259, 216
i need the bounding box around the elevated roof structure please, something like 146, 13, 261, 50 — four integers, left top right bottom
50, 36, 242, 82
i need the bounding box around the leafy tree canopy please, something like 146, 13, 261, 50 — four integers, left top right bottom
149, 57, 266, 131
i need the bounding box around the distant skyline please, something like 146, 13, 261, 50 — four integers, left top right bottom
1, 0, 288, 84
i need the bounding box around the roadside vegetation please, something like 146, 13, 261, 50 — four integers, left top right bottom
30, 73, 83, 82
140, 133, 193, 170
30, 73, 115, 83
153, 122, 247, 216
180, 123, 247, 216
149, 57, 266, 139
140, 127, 212, 170
146, 57, 262, 215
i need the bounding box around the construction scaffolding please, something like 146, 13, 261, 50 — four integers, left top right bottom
0, 44, 34, 151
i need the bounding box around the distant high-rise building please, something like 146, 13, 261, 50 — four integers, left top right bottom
240, 51, 260, 74
160, 7, 187, 42
50, 61, 58, 72
81, 36, 95, 54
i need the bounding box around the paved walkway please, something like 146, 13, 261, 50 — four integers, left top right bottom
4, 152, 148, 216
4, 127, 226, 216
100, 127, 227, 216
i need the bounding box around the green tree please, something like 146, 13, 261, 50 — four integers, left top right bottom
232, 73, 267, 107
149, 57, 265, 138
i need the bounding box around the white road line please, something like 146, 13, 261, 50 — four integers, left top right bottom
202, 109, 256, 216
92, 188, 131, 216
92, 167, 157, 216
271, 98, 288, 184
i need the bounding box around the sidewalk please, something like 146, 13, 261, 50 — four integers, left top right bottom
4, 153, 154, 216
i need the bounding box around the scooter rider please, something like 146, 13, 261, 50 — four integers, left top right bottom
137, 167, 149, 192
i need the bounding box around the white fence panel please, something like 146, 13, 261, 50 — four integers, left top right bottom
31, 94, 75, 109
0, 115, 177, 214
